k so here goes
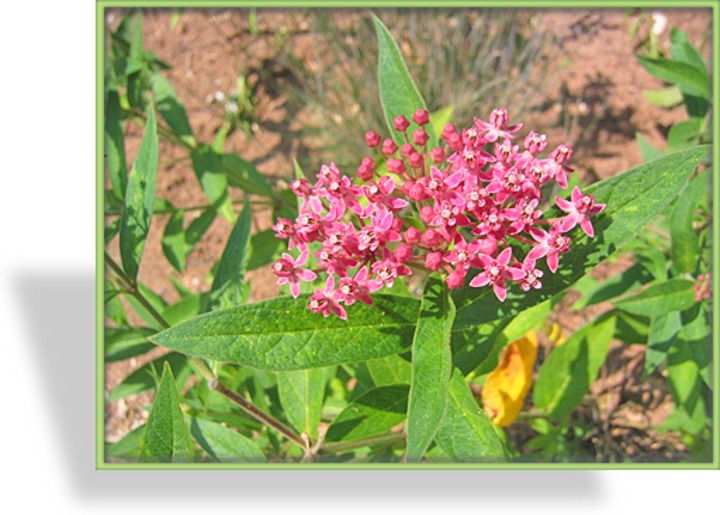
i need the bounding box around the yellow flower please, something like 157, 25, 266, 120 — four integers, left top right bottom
481, 331, 538, 427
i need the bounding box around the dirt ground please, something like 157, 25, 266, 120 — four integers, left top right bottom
103, 7, 713, 462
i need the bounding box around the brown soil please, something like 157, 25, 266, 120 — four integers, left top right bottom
103, 7, 712, 461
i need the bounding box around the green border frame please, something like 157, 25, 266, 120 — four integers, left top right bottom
96, 0, 719, 470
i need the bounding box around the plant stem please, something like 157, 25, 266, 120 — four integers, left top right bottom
211, 381, 307, 450
319, 432, 405, 455
103, 251, 308, 451
104, 198, 274, 217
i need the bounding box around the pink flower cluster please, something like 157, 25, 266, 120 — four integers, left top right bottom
272, 108, 605, 319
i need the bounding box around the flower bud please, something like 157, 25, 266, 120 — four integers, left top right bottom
386, 158, 407, 174
357, 164, 373, 181
412, 128, 429, 146
382, 138, 399, 155
394, 115, 410, 132
447, 133, 463, 151
419, 206, 434, 224
446, 269, 466, 289
425, 251, 443, 271
401, 143, 415, 158
430, 147, 445, 163
408, 152, 423, 168
365, 131, 381, 147
413, 109, 430, 126
442, 123, 457, 139
422, 229, 441, 246
394, 244, 414, 263
404, 226, 422, 244
361, 157, 377, 171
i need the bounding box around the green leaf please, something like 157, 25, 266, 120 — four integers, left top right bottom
373, 14, 437, 149
406, 276, 454, 462
151, 294, 420, 370
669, 29, 708, 77
139, 362, 194, 462
106, 424, 145, 460
366, 354, 411, 386
221, 153, 274, 198
118, 104, 159, 281
613, 278, 695, 316
125, 14, 144, 75
643, 86, 683, 108
105, 326, 156, 362
105, 90, 128, 199
247, 229, 283, 271
110, 352, 190, 401
162, 208, 217, 274
190, 418, 265, 463
191, 144, 235, 222
667, 336, 701, 412
667, 119, 703, 151
325, 385, 409, 442
161, 209, 188, 272
452, 146, 708, 330
645, 311, 681, 377
635, 132, 663, 162
636, 55, 710, 99
124, 282, 168, 330
533, 315, 616, 420
209, 198, 252, 310
430, 106, 453, 137
435, 369, 506, 462
151, 74, 195, 147
163, 293, 207, 326
451, 319, 509, 376
670, 170, 709, 273
572, 263, 654, 310
276, 367, 331, 440
680, 303, 711, 386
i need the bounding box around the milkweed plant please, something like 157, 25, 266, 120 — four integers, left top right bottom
103, 11, 712, 465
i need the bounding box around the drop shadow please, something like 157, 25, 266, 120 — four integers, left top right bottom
15, 269, 601, 502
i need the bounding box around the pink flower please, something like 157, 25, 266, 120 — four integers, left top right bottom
333, 268, 383, 306
272, 249, 317, 298
308, 275, 347, 320
555, 186, 606, 237
273, 108, 606, 318
469, 247, 524, 301
528, 224, 571, 273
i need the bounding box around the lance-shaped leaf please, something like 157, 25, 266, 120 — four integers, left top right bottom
162, 207, 217, 273
533, 315, 616, 420
151, 74, 195, 147
326, 384, 409, 443
190, 418, 265, 463
645, 311, 682, 377
139, 362, 194, 462
110, 353, 191, 401
636, 55, 711, 99
373, 14, 437, 149
209, 198, 252, 310
150, 294, 420, 371
105, 326, 156, 362
276, 367, 333, 440
191, 144, 235, 222
105, 89, 128, 200
406, 276, 454, 462
119, 104, 159, 281
436, 368, 506, 462
670, 170, 709, 274
452, 146, 708, 330
613, 278, 696, 317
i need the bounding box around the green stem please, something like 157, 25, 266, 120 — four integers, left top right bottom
103, 251, 308, 451
211, 381, 307, 450
319, 432, 405, 455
